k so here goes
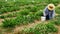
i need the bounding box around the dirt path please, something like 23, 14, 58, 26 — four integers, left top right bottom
57, 26, 60, 34
1, 20, 48, 34
13, 19, 50, 34
0, 19, 4, 26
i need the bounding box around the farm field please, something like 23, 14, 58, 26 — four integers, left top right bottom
0, 0, 60, 34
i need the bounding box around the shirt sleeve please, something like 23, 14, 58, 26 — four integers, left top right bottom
43, 6, 48, 17
52, 10, 55, 18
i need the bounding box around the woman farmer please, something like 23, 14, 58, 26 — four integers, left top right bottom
43, 4, 55, 20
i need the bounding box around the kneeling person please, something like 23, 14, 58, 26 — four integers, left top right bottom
43, 4, 55, 20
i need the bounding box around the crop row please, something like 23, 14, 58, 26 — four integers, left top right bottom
0, 6, 44, 19
20, 22, 58, 34
0, 1, 20, 14
2, 8, 43, 28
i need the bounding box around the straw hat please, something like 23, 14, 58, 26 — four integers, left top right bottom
48, 4, 55, 10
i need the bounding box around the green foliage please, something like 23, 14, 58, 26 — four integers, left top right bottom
18, 9, 30, 15
2, 19, 16, 28
30, 6, 38, 12
51, 19, 60, 26
46, 23, 58, 32
56, 7, 60, 14
0, 13, 17, 19
0, 1, 20, 14
35, 11, 43, 16
0, 15, 6, 19
15, 15, 29, 25
0, 7, 20, 14
55, 15, 60, 19
0, 0, 60, 34
2, 12, 42, 28
21, 23, 58, 34
49, 15, 60, 26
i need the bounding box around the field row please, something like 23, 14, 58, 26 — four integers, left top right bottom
17, 15, 60, 34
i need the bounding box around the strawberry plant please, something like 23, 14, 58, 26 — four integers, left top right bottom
30, 6, 38, 12
0, 15, 6, 19
2, 18, 16, 28
46, 23, 58, 32
52, 19, 60, 25
35, 11, 43, 16
0, 1, 20, 14
2, 12, 42, 28
18, 9, 30, 15
15, 15, 29, 25
27, 14, 35, 23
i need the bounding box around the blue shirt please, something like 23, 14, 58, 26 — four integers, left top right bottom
43, 6, 55, 19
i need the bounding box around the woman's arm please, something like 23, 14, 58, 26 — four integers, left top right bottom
52, 10, 55, 18
43, 6, 48, 17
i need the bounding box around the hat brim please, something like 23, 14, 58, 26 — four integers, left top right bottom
48, 4, 55, 10
48, 7, 54, 10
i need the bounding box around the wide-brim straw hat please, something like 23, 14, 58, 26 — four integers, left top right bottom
48, 4, 55, 10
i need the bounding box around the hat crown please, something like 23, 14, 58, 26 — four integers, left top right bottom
48, 4, 55, 10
